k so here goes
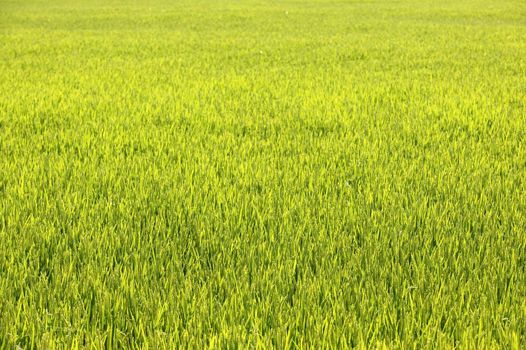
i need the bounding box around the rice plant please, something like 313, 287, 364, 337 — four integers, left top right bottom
0, 0, 525, 348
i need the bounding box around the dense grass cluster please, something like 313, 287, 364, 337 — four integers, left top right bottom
1, 0, 525, 348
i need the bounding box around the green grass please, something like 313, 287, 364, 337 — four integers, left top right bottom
1, 0, 525, 348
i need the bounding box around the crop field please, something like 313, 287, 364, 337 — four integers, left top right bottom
1, 0, 525, 348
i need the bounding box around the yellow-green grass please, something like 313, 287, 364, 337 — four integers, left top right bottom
0, 0, 525, 348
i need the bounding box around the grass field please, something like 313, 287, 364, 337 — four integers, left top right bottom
1, 0, 525, 348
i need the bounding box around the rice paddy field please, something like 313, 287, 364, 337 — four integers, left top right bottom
1, 0, 526, 348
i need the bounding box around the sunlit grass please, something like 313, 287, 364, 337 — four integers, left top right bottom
0, 0, 525, 348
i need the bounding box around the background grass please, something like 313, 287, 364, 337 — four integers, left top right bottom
1, 0, 525, 348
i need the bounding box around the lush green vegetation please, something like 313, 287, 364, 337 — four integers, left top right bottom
1, 0, 525, 348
